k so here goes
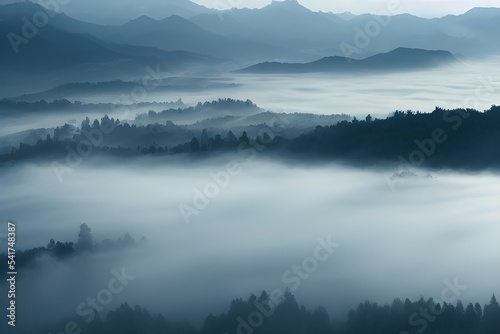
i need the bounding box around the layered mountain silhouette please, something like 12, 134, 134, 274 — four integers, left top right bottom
1, 1, 499, 97
95, 15, 284, 60
0, 2, 221, 96
191, 1, 500, 59
238, 48, 457, 73
0, 2, 283, 61
2, 1, 499, 69
0, 0, 212, 25
0, 2, 217, 72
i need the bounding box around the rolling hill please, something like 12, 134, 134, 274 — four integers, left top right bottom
237, 48, 457, 73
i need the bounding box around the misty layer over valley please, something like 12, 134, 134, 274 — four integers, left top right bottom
1, 1, 500, 334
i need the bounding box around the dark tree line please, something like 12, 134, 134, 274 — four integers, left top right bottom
345, 295, 500, 334
201, 290, 334, 334
2, 105, 500, 170
290, 106, 500, 168
45, 303, 197, 334
0, 97, 184, 116
0, 223, 142, 274
136, 98, 260, 124
47, 290, 500, 334
0, 124, 283, 163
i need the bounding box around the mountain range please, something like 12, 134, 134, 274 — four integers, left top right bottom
0, 0, 212, 24
190, 0, 500, 60
1, 0, 499, 96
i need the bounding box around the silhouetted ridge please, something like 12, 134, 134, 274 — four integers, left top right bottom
2, 105, 500, 171
238, 48, 456, 73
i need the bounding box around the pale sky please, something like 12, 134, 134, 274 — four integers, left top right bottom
191, 0, 500, 18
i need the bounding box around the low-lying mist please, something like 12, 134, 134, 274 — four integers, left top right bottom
5, 57, 499, 137
224, 57, 500, 118
1, 158, 499, 330
95, 57, 500, 119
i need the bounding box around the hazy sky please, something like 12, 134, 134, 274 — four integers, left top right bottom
191, 0, 500, 17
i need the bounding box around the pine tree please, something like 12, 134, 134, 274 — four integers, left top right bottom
76, 223, 94, 252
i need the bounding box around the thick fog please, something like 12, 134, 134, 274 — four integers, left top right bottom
182, 57, 500, 118
3, 57, 499, 142
2, 1, 500, 333
1, 158, 499, 328
1, 57, 500, 333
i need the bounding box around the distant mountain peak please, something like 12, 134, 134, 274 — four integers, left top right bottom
462, 7, 500, 18
131, 15, 158, 23
465, 6, 500, 13
161, 14, 188, 22
381, 47, 452, 56
159, 14, 198, 27
266, 0, 308, 11
1, 1, 57, 17
334, 11, 357, 20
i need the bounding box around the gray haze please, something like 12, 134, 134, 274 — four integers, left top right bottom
2, 57, 499, 140
1, 159, 499, 326
1, 1, 500, 332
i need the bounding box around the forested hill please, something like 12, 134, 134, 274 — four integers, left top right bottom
289, 106, 500, 168
1, 106, 500, 170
